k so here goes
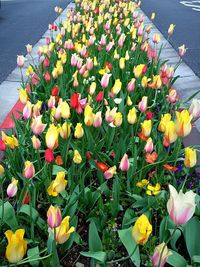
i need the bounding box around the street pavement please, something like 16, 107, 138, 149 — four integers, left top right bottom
141, 0, 200, 77
0, 0, 70, 83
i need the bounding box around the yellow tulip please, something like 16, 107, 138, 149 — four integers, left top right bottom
111, 79, 122, 95
60, 122, 71, 139
5, 229, 27, 263
1, 131, 18, 149
73, 149, 82, 164
45, 124, 59, 149
184, 147, 197, 168
133, 64, 146, 78
127, 107, 137, 124
19, 88, 28, 104
163, 121, 177, 146
56, 216, 75, 244
141, 120, 152, 137
168, 24, 175, 35
0, 164, 5, 176
132, 214, 152, 245
60, 101, 71, 119
119, 57, 126, 69
84, 105, 93, 126
74, 123, 84, 139
113, 112, 123, 127
127, 96, 133, 106
158, 114, 171, 132
47, 172, 67, 197
175, 110, 192, 137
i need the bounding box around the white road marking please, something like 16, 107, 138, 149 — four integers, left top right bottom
180, 0, 200, 11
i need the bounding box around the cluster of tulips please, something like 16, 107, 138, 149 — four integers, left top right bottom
0, 0, 200, 266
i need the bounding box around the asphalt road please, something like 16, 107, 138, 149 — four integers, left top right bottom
141, 0, 200, 77
0, 0, 70, 83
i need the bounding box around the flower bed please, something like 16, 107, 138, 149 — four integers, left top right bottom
0, 0, 200, 266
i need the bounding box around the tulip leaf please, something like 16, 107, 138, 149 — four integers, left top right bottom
170, 228, 181, 251
159, 216, 175, 243
183, 217, 200, 258
27, 246, 39, 267
89, 220, 103, 252
118, 227, 140, 267
192, 255, 200, 263
52, 165, 67, 175
80, 251, 107, 263
0, 201, 18, 229
167, 250, 187, 267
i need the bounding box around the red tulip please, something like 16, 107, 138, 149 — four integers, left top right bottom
43, 58, 50, 67
86, 152, 92, 160
97, 162, 109, 172
45, 148, 54, 163
96, 91, 104, 102
44, 71, 51, 82
51, 85, 58, 96
146, 111, 153, 120
70, 93, 79, 109
0, 139, 6, 151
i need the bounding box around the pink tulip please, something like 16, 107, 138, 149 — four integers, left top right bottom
23, 161, 35, 179
101, 73, 112, 88
104, 166, 116, 179
100, 34, 106, 46
119, 153, 130, 171
118, 33, 126, 48
23, 101, 32, 120
86, 58, 93, 71
138, 96, 148, 112
106, 41, 114, 52
144, 138, 153, 153
17, 55, 26, 68
152, 243, 172, 267
127, 78, 136, 92
31, 116, 47, 135
167, 185, 196, 225
7, 178, 18, 197
71, 53, 78, 67
47, 205, 62, 228
48, 96, 56, 109
93, 112, 102, 128
178, 44, 187, 57
189, 99, 200, 119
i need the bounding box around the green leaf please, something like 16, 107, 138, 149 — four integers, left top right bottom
27, 246, 39, 267
80, 251, 106, 263
0, 201, 18, 229
159, 216, 175, 243
170, 228, 181, 251
52, 165, 67, 175
192, 255, 200, 263
89, 220, 103, 252
183, 217, 200, 258
118, 227, 140, 267
167, 250, 187, 267
122, 208, 136, 227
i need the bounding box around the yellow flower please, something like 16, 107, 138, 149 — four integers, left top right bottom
141, 76, 148, 88
73, 150, 82, 164
132, 214, 152, 245
119, 57, 126, 69
151, 75, 162, 89
127, 107, 137, 124
56, 216, 75, 244
136, 179, 149, 188
47, 172, 67, 197
146, 183, 161, 195
60, 101, 71, 119
127, 96, 133, 106
158, 114, 171, 132
99, 66, 110, 75
133, 64, 146, 78
141, 120, 152, 137
60, 122, 71, 139
163, 121, 177, 146
5, 229, 27, 263
26, 65, 34, 76
0, 164, 5, 176
45, 124, 59, 149
113, 112, 123, 127
168, 24, 175, 35
1, 132, 18, 149
84, 105, 93, 126
19, 88, 28, 104
184, 147, 197, 168
175, 110, 192, 137
111, 79, 122, 95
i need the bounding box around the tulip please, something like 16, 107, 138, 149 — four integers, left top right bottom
17, 55, 26, 68
23, 161, 35, 179
175, 110, 192, 137
138, 96, 148, 112
60, 101, 71, 119
74, 123, 84, 139
141, 120, 152, 137
149, 75, 162, 89
26, 44, 32, 54
23, 101, 32, 120
119, 153, 130, 171
93, 111, 102, 128
31, 116, 46, 135
101, 73, 112, 88
111, 79, 122, 95
1, 132, 18, 149
44, 71, 51, 82
105, 106, 117, 123
0, 164, 5, 176
89, 82, 96, 95
60, 122, 71, 139
144, 138, 153, 153
132, 214, 152, 245
47, 172, 67, 197
71, 53, 78, 67
56, 216, 75, 244
167, 184, 196, 225
84, 105, 94, 126
70, 92, 79, 108
86, 57, 93, 70
163, 121, 177, 147
31, 135, 41, 150
0, 139, 6, 151
184, 147, 197, 168
97, 162, 109, 172
48, 96, 56, 109
133, 64, 146, 78
47, 205, 62, 228
158, 114, 171, 132
45, 124, 59, 149
119, 57, 126, 69
45, 148, 55, 163
104, 166, 117, 179
152, 33, 160, 44
5, 229, 27, 263
19, 88, 28, 104
152, 243, 172, 267
113, 112, 123, 127
7, 178, 18, 198
43, 57, 50, 67
73, 150, 82, 164
151, 12, 155, 20
178, 44, 187, 57
127, 96, 133, 106
189, 99, 200, 119
127, 78, 136, 92
127, 107, 137, 124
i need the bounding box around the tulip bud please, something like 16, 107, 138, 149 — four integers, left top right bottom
93, 111, 102, 128
152, 243, 172, 267
48, 96, 56, 109
0, 164, 5, 176
97, 162, 109, 172
104, 166, 116, 179
101, 73, 112, 88
96, 91, 104, 102
111, 79, 122, 95
45, 148, 55, 163
119, 153, 130, 171
19, 88, 28, 104
89, 82, 96, 95
23, 101, 32, 120
119, 57, 126, 69
113, 112, 123, 127
134, 64, 146, 78
73, 150, 82, 164
84, 105, 93, 126
127, 107, 137, 124
31, 135, 41, 150
167, 185, 196, 225
51, 85, 59, 96
74, 123, 84, 138
144, 138, 153, 153
138, 96, 148, 112
178, 44, 187, 57
127, 96, 133, 106
23, 161, 35, 179
17, 55, 26, 68
168, 24, 175, 35
184, 147, 197, 168
26, 44, 32, 54
47, 205, 62, 228
152, 33, 160, 44
189, 99, 200, 119
7, 178, 18, 198
127, 78, 135, 92
44, 71, 51, 82
141, 120, 152, 137
45, 124, 59, 149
